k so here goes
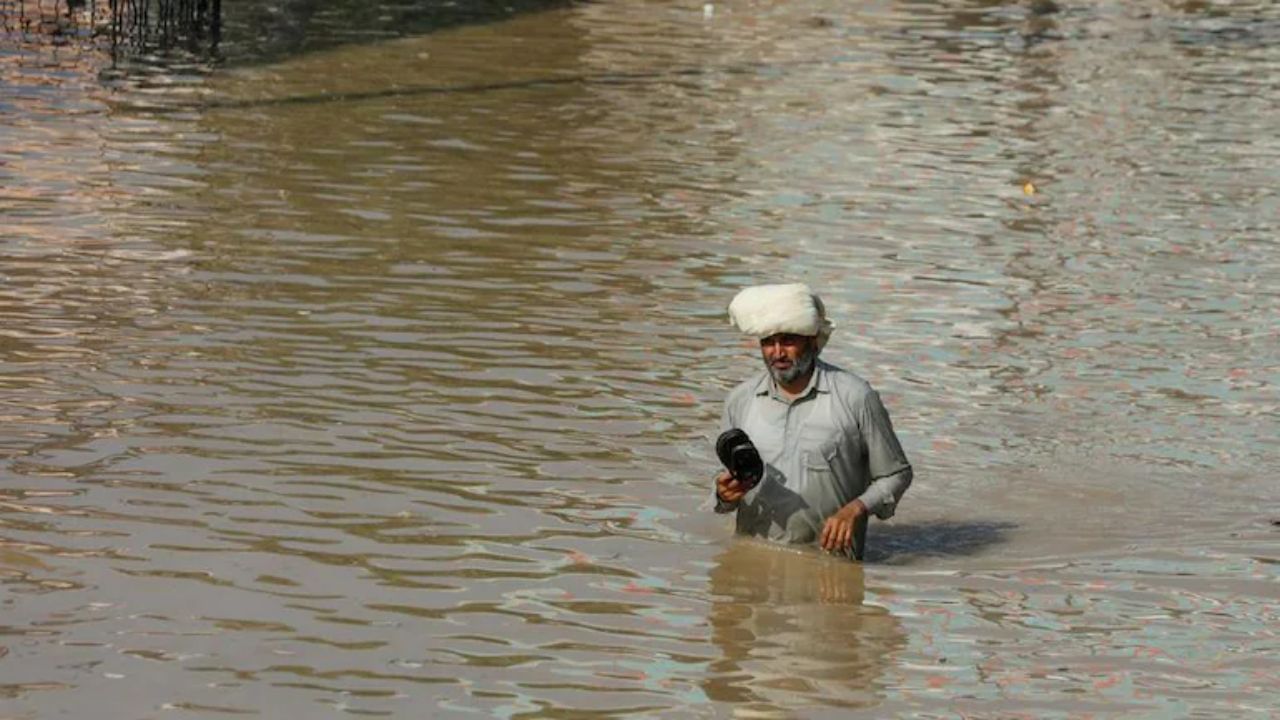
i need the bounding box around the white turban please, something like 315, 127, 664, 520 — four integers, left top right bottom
728, 283, 834, 349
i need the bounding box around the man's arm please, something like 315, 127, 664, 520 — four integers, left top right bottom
854, 389, 913, 520
820, 464, 912, 554
857, 466, 913, 520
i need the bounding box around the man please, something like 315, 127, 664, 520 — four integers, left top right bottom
713, 283, 913, 561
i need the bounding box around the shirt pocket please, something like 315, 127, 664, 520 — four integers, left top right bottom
803, 440, 840, 476
802, 442, 847, 513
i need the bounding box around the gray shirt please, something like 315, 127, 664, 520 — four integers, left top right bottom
715, 359, 913, 557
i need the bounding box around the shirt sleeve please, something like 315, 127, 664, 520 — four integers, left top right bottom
854, 390, 913, 519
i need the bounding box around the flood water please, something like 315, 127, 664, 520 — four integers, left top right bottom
2, 1, 1277, 717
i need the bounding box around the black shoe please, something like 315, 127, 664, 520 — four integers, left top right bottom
716, 429, 763, 490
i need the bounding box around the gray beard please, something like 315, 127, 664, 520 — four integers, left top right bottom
767, 348, 817, 385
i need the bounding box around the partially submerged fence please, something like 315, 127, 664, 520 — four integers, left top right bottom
1, 0, 220, 54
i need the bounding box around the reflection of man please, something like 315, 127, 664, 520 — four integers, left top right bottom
713, 284, 913, 561
703, 541, 903, 713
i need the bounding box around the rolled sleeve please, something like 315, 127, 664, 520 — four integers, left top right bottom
857, 466, 913, 519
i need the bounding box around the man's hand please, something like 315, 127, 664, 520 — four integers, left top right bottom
715, 469, 748, 504
820, 499, 868, 552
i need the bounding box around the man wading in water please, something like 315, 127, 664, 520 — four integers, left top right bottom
713, 283, 913, 561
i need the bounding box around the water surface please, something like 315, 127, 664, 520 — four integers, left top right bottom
1, 1, 1277, 717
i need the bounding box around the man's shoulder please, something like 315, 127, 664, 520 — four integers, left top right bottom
819, 361, 875, 402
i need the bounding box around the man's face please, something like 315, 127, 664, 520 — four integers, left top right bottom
760, 333, 818, 385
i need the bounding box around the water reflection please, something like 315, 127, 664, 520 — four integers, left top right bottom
703, 541, 902, 717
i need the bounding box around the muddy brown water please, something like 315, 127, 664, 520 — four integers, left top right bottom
1, 1, 1277, 718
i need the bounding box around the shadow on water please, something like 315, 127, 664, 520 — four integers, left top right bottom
189, 58, 829, 111
1, 0, 585, 75
221, 0, 583, 65
865, 520, 1017, 564
217, 0, 1280, 68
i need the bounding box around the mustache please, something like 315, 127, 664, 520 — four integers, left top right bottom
764, 349, 816, 382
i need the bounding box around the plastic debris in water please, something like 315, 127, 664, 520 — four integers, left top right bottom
704, 3, 714, 19
1023, 181, 1037, 195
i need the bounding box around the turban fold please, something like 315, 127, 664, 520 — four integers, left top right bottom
728, 283, 834, 349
